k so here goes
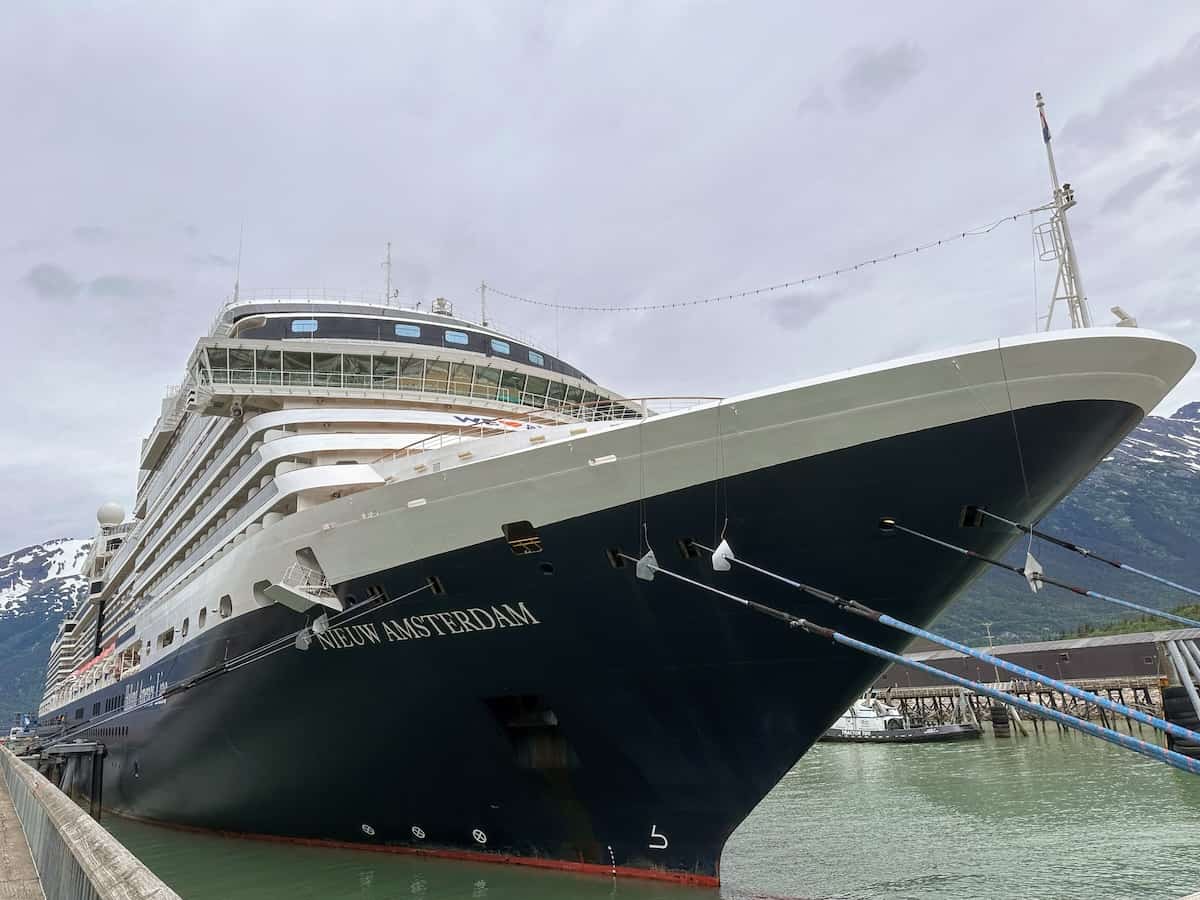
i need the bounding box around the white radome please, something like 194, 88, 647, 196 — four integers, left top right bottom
96, 501, 125, 527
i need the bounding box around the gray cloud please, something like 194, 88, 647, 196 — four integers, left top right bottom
795, 86, 832, 118
1063, 33, 1200, 150
72, 226, 113, 244
769, 287, 847, 331
189, 253, 235, 268
840, 42, 924, 112
1101, 163, 1171, 214
88, 275, 174, 299
22, 263, 80, 300
1177, 157, 1200, 201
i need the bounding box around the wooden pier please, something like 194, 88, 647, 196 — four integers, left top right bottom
879, 676, 1165, 735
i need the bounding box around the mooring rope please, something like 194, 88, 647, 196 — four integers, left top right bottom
622, 552, 1200, 776
884, 519, 1200, 630
691, 541, 1200, 746
972, 506, 1200, 601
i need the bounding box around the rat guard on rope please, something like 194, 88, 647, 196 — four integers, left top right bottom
882, 518, 1200, 630
623, 549, 1200, 776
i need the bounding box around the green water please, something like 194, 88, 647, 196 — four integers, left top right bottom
105, 731, 1200, 900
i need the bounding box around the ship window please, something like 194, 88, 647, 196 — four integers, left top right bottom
490, 339, 510, 355
283, 351, 313, 386
395, 323, 421, 338
181, 617, 189, 638
313, 353, 342, 387
93, 702, 100, 715
207, 347, 228, 370
451, 363, 474, 396
256, 349, 281, 384
499, 370, 525, 403
219, 595, 232, 618
564, 385, 584, 406
472, 367, 500, 400
75, 708, 83, 720
199, 607, 207, 629
524, 376, 549, 407
228, 348, 254, 380
344, 355, 371, 387
444, 330, 469, 345
399, 358, 424, 390
372, 355, 398, 387
291, 319, 318, 333
528, 350, 545, 366
502, 521, 542, 556
547, 381, 567, 403
424, 360, 450, 392
1144, 656, 1155, 665
158, 627, 174, 648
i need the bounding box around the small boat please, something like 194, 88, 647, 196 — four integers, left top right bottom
821, 696, 982, 743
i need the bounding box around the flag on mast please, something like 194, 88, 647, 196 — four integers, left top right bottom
1040, 107, 1051, 143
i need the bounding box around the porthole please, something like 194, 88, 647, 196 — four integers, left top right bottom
199, 607, 207, 629
181, 617, 190, 638
219, 595, 232, 618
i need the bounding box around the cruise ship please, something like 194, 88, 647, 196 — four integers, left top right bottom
36, 285, 1193, 884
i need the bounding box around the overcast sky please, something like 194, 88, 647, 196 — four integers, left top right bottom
2, 4, 1199, 551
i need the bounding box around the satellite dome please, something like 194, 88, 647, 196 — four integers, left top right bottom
97, 502, 125, 527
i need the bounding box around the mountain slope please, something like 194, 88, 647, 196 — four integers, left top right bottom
936, 402, 1200, 643
0, 539, 89, 722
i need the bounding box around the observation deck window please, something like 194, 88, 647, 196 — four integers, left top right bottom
256, 349, 282, 384
546, 380, 567, 409
564, 385, 584, 405
395, 323, 421, 338
425, 360, 450, 392
291, 319, 318, 334
451, 363, 474, 396
525, 376, 549, 407
472, 367, 500, 400
528, 350, 545, 366
229, 348, 254, 376
399, 358, 424, 390
491, 339, 511, 355
500, 371, 526, 403
444, 330, 469, 346
372, 355, 398, 388
314, 353, 342, 386
344, 354, 371, 387
284, 351, 313, 386
207, 347, 227, 370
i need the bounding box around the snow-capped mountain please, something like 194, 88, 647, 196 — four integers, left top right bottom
940, 402, 1200, 643
0, 538, 90, 722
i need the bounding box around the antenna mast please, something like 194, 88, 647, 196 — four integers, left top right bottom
1033, 92, 1092, 330
382, 242, 393, 306
479, 280, 488, 327
233, 223, 243, 303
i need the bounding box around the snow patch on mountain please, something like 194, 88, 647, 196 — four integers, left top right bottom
0, 538, 91, 618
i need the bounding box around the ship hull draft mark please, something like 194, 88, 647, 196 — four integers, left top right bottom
50, 398, 1140, 883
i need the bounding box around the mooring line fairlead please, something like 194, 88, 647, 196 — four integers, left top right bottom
689, 540, 1200, 747
883, 519, 1200, 630
966, 505, 1200, 600
622, 550, 1200, 776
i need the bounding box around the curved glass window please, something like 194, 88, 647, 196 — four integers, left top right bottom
425, 360, 450, 392
444, 330, 469, 345
395, 323, 421, 338
291, 319, 318, 333
399, 358, 424, 390
491, 339, 511, 355
499, 371, 525, 403
528, 350, 545, 366
524, 376, 549, 407
472, 367, 500, 400
451, 363, 474, 396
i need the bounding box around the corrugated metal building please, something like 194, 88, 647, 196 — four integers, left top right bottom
872, 628, 1200, 689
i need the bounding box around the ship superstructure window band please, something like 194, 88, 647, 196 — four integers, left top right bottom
230, 314, 589, 382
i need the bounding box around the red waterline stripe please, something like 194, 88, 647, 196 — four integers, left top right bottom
111, 813, 721, 888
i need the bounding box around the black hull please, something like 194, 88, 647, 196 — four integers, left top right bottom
46, 399, 1139, 884
820, 723, 983, 743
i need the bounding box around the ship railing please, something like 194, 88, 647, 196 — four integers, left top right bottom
372, 396, 722, 467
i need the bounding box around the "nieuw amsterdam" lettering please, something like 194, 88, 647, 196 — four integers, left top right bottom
314, 603, 540, 651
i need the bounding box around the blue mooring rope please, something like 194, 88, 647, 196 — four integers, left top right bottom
695, 541, 1200, 748
629, 552, 1200, 777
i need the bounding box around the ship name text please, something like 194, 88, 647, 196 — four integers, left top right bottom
314, 602, 540, 651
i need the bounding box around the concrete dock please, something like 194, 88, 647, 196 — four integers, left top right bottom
0, 755, 44, 900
